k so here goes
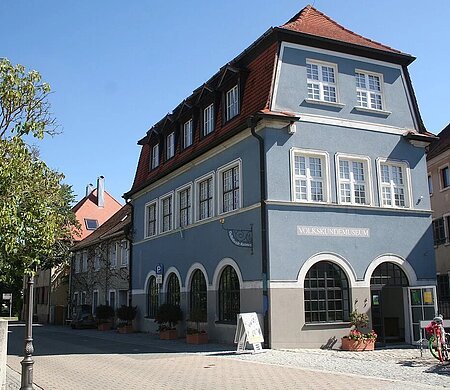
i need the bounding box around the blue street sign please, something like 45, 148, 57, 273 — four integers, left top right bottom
156, 264, 164, 275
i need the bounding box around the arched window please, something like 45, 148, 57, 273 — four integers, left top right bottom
218, 265, 240, 323
190, 269, 207, 322
147, 276, 159, 318
304, 261, 350, 323
370, 262, 408, 287
166, 273, 180, 306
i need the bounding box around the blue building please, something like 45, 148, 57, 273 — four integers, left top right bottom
125, 5, 437, 348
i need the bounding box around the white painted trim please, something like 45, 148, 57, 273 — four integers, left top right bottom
159, 191, 174, 234
335, 153, 373, 206
305, 59, 341, 104
108, 289, 117, 309
290, 147, 332, 204
211, 258, 243, 291
194, 171, 215, 223
304, 98, 345, 108
363, 254, 418, 286
142, 270, 157, 294
185, 262, 210, 290
296, 112, 413, 135
297, 252, 360, 288
353, 106, 391, 116
143, 199, 158, 238
354, 69, 387, 112
376, 157, 413, 209
162, 266, 183, 293
216, 158, 243, 216
242, 281, 263, 290
438, 163, 450, 192
174, 182, 193, 229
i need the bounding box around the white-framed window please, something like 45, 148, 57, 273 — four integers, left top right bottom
226, 85, 239, 120
81, 251, 88, 272
440, 165, 450, 190
306, 60, 338, 103
145, 200, 158, 237
355, 70, 384, 110
93, 248, 100, 271
377, 159, 411, 208
74, 253, 81, 273
151, 144, 159, 169
203, 104, 214, 135
428, 173, 433, 195
92, 290, 99, 314
119, 240, 129, 267
81, 291, 86, 305
336, 154, 372, 206
183, 119, 193, 148
166, 132, 175, 160
109, 242, 117, 268
217, 159, 242, 214
160, 193, 174, 233
291, 148, 330, 203
73, 292, 79, 307
195, 172, 215, 221
109, 290, 116, 309
175, 183, 192, 228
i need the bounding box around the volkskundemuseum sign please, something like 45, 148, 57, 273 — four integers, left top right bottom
297, 225, 370, 238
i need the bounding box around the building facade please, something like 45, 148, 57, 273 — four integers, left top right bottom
428, 124, 450, 318
70, 204, 131, 317
126, 5, 436, 348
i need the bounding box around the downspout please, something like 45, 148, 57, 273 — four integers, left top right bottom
248, 115, 270, 348
126, 200, 134, 307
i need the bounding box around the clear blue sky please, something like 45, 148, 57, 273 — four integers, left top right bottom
1, 1, 448, 202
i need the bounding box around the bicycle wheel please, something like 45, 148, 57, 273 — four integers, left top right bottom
428, 335, 443, 362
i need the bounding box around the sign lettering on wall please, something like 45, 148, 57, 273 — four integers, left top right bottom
297, 225, 370, 238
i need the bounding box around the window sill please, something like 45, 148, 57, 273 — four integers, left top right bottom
439, 186, 450, 193
303, 321, 351, 329
305, 99, 345, 109
353, 106, 391, 116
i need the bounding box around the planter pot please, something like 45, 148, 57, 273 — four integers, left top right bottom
341, 337, 376, 351
117, 325, 133, 334
186, 332, 208, 344
97, 322, 112, 331
159, 329, 178, 340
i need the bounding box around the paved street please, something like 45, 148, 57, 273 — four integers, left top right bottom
5, 322, 450, 389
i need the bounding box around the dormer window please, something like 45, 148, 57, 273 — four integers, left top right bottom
203, 104, 214, 135
355, 71, 384, 110
226, 85, 239, 120
151, 144, 159, 169
306, 61, 337, 103
183, 119, 193, 148
84, 218, 98, 230
166, 132, 175, 160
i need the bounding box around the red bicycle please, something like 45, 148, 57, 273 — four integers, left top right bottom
425, 315, 450, 363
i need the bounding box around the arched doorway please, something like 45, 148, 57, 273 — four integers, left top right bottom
370, 262, 409, 344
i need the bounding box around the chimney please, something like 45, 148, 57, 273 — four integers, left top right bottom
97, 176, 105, 208
85, 183, 94, 197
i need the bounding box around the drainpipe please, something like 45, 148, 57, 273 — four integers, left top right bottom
248, 115, 270, 348
125, 200, 134, 307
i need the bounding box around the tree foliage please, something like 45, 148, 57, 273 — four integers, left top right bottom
0, 59, 79, 282
0, 58, 56, 139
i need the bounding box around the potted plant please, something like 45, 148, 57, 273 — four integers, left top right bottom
96, 304, 115, 331
116, 305, 137, 334
155, 303, 182, 340
341, 310, 377, 351
186, 307, 208, 344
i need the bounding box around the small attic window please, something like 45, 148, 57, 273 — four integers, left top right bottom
85, 219, 99, 230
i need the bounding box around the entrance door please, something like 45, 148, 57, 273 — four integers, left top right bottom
409, 286, 437, 342
370, 288, 384, 344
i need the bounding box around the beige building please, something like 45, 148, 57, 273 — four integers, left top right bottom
428, 123, 450, 318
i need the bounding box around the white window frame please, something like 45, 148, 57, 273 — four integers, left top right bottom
81, 250, 88, 272
439, 163, 450, 191
335, 153, 373, 206
119, 240, 129, 267
355, 69, 386, 112
376, 158, 412, 209
151, 144, 159, 169
93, 248, 100, 271
159, 192, 174, 233
306, 60, 339, 104
144, 200, 158, 238
203, 104, 214, 135
109, 242, 117, 269
428, 173, 433, 196
290, 148, 331, 203
74, 253, 81, 273
183, 119, 193, 148
73, 292, 79, 306
226, 85, 239, 121
217, 159, 242, 215
444, 213, 450, 245
194, 172, 215, 222
81, 291, 87, 305
175, 183, 193, 228
166, 132, 175, 160
109, 289, 117, 309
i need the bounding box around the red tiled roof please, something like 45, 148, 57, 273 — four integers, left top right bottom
427, 123, 450, 161
280, 5, 405, 55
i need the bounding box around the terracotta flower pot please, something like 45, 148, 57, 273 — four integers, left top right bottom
341, 337, 375, 351
159, 329, 178, 340
186, 332, 208, 344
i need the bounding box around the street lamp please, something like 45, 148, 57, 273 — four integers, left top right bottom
20, 275, 34, 389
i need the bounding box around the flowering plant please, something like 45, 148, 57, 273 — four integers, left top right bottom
344, 310, 377, 342
348, 329, 377, 340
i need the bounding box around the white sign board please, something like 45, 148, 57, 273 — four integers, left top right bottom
297, 225, 370, 238
234, 312, 264, 353
2, 293, 11, 301
156, 275, 163, 284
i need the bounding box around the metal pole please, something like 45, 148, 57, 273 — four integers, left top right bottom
20, 275, 34, 390
9, 295, 12, 318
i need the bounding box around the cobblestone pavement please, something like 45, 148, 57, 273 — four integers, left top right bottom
5, 323, 450, 389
